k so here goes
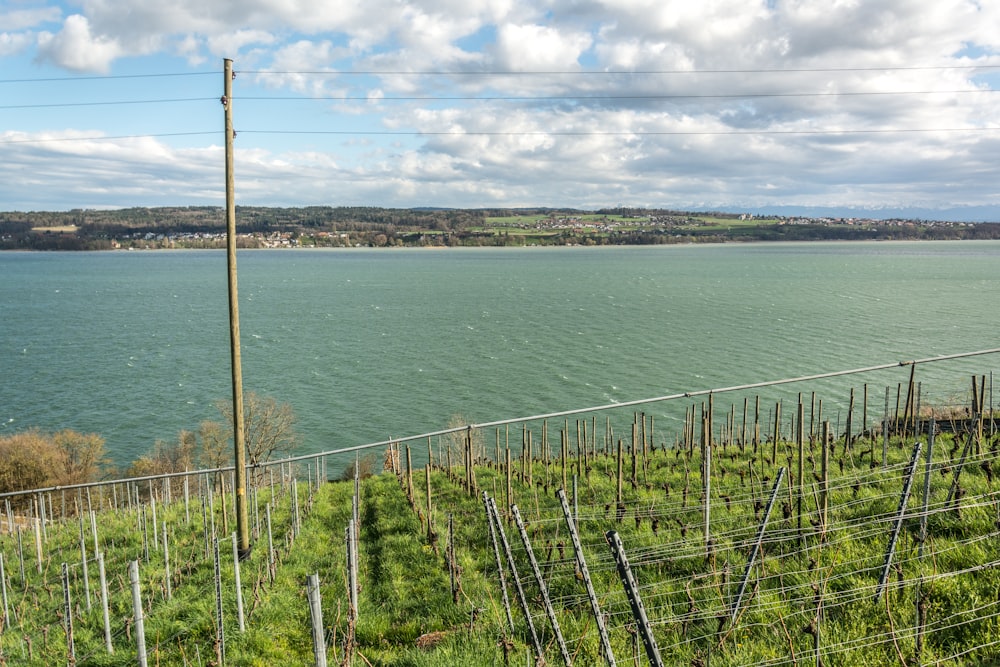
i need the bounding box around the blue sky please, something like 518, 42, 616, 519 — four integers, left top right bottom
1, 0, 999, 217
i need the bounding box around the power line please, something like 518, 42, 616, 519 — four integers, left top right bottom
236, 89, 998, 102
4, 88, 994, 112
0, 98, 213, 110
0, 131, 217, 145
0, 71, 215, 84
240, 126, 1000, 137
241, 64, 1000, 76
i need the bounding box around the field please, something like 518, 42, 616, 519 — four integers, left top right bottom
1, 394, 999, 666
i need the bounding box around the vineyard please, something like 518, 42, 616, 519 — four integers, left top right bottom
1, 369, 999, 666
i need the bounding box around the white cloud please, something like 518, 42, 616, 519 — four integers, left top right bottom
0, 31, 34, 56
492, 23, 592, 70
0, 6, 62, 31
36, 14, 123, 72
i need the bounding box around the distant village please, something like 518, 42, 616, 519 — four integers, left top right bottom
2, 206, 998, 250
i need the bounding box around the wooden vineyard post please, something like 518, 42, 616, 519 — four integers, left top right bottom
616, 438, 624, 514
731, 468, 785, 624
512, 505, 572, 667
0, 553, 9, 632
306, 573, 328, 667
703, 429, 712, 554
425, 463, 434, 542
820, 421, 830, 539
558, 489, 617, 666
98, 551, 113, 654
62, 562, 75, 665
79, 512, 92, 610
915, 418, 935, 664
406, 445, 413, 504
607, 531, 664, 667
845, 387, 855, 455
482, 493, 515, 635
487, 496, 544, 662
130, 560, 149, 667
505, 447, 513, 516
797, 400, 805, 541
874, 440, 922, 602
213, 536, 225, 665
347, 522, 358, 621
232, 532, 246, 633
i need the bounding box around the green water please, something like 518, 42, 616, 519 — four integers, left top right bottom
2, 241, 999, 467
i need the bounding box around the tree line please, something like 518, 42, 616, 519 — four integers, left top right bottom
0, 393, 298, 502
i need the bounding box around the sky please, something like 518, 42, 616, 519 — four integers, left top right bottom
1, 0, 1000, 218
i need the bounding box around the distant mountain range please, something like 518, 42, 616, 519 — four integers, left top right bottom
726, 205, 1000, 223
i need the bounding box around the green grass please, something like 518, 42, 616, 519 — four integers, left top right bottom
2, 423, 1000, 665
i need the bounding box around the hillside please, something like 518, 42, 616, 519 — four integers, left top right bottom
3, 206, 1000, 250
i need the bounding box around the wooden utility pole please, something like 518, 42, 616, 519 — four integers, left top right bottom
223, 58, 251, 558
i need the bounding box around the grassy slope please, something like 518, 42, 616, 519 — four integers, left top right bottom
3, 424, 1000, 665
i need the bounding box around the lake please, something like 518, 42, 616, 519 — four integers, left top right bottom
2, 241, 999, 470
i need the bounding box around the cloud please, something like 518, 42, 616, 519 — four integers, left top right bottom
0, 6, 62, 31
36, 14, 123, 72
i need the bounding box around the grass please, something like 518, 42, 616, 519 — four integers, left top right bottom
1, 417, 999, 665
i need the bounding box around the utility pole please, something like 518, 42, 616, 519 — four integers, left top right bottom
223, 58, 251, 558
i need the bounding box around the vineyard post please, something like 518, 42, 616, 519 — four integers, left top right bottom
631, 420, 638, 490
98, 551, 112, 654
347, 522, 358, 623
512, 504, 572, 667
468, 426, 478, 496
3, 499, 10, 535
425, 463, 433, 542
129, 560, 148, 667
0, 553, 8, 632
874, 440, 922, 602
797, 400, 805, 542
79, 512, 92, 610
306, 573, 327, 667
488, 496, 543, 660
482, 492, 515, 635
606, 530, 664, 667
616, 438, 624, 513
741, 397, 748, 452
406, 445, 413, 504
90, 510, 99, 559
562, 428, 569, 492
266, 503, 275, 582
37, 493, 46, 541
845, 387, 855, 455
202, 495, 211, 559
232, 533, 245, 633
33, 517, 42, 573
141, 505, 149, 563
163, 522, 171, 600
820, 422, 830, 539
213, 536, 225, 664
16, 527, 24, 588
772, 400, 781, 469
505, 447, 513, 516
862, 383, 869, 447
754, 395, 761, 453
915, 417, 935, 663
703, 428, 712, 554
292, 478, 301, 537
61, 562, 75, 663
558, 489, 617, 667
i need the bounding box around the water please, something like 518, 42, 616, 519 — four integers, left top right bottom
3, 241, 999, 468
